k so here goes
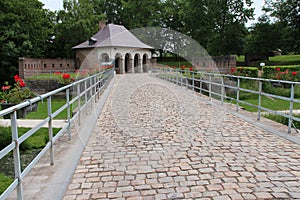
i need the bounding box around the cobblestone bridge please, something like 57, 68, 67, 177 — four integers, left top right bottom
17, 73, 300, 200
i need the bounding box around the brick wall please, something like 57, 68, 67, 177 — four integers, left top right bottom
19, 57, 76, 79
192, 55, 236, 73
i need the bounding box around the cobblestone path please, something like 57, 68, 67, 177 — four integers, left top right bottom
64, 74, 300, 200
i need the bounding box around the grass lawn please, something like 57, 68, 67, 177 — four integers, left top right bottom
230, 96, 300, 112
0, 173, 13, 194
268, 55, 300, 66
26, 98, 68, 119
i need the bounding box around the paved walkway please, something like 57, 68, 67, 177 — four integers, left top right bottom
63, 74, 300, 200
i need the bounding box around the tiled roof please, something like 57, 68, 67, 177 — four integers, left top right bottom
73, 24, 153, 49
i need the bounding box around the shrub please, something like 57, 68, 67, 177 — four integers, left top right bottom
262, 65, 300, 81
231, 67, 258, 77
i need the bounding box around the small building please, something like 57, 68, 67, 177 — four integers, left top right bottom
73, 22, 153, 74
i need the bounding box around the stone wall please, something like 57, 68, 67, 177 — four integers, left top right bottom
26, 79, 61, 95
192, 55, 236, 73
19, 57, 76, 79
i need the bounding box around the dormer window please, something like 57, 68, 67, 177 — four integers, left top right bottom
89, 37, 97, 45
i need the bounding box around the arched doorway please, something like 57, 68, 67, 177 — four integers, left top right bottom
142, 54, 148, 73
114, 53, 122, 74
134, 53, 140, 73
125, 53, 132, 73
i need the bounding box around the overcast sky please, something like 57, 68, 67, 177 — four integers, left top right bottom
39, 0, 265, 26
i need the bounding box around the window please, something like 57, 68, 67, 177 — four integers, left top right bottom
60, 64, 63, 68
25, 64, 27, 69
67, 64, 70, 67
44, 64, 47, 68
52, 64, 55, 68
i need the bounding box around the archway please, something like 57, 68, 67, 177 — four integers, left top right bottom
134, 53, 140, 73
142, 54, 148, 73
101, 53, 109, 62
125, 53, 132, 73
114, 53, 122, 74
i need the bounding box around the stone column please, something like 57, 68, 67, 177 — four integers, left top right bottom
119, 58, 125, 74
138, 59, 142, 73
129, 59, 134, 73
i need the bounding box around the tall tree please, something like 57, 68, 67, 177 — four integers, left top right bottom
120, 0, 162, 29
53, 0, 105, 58
264, 0, 300, 53
0, 0, 52, 80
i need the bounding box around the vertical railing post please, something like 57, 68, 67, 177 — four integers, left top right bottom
236, 77, 240, 112
47, 97, 54, 165
258, 80, 263, 121
288, 83, 295, 133
176, 68, 179, 85
199, 72, 202, 95
66, 88, 71, 140
84, 80, 87, 111
192, 71, 195, 92
180, 69, 183, 87
11, 111, 23, 200
209, 74, 212, 100
77, 83, 81, 126
221, 75, 224, 104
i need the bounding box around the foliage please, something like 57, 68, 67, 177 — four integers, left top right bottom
265, 0, 300, 53
230, 67, 258, 77
0, 75, 35, 104
263, 113, 300, 129
0, 126, 60, 151
0, 0, 54, 82
0, 173, 13, 195
245, 16, 286, 53
262, 83, 300, 98
54, 72, 75, 85
262, 66, 300, 81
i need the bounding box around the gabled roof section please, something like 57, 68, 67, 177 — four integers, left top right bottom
73, 24, 153, 49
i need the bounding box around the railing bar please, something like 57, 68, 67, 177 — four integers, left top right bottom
0, 143, 15, 160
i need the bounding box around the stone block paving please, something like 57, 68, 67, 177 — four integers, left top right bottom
64, 74, 300, 199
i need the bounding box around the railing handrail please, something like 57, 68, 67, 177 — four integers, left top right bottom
151, 66, 300, 134
0, 68, 114, 200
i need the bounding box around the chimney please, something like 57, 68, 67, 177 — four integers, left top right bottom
99, 20, 106, 30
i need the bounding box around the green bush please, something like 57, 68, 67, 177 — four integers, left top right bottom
264, 113, 300, 129
0, 127, 30, 150
0, 127, 59, 151
262, 65, 300, 79
231, 67, 258, 78
0, 173, 13, 194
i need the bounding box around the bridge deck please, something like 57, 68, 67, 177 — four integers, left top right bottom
62, 74, 300, 199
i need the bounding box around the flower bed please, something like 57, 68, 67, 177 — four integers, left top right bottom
230, 67, 258, 77
262, 65, 300, 81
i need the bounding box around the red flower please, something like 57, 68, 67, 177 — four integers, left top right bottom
14, 75, 21, 82
280, 72, 285, 75
2, 85, 10, 91
18, 80, 26, 87
62, 73, 71, 79
189, 67, 193, 71
276, 67, 281, 71
292, 71, 297, 76
54, 72, 61, 75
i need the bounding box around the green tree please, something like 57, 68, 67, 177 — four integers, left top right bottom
245, 16, 286, 53
264, 0, 300, 53
0, 0, 53, 81
120, 0, 162, 29
52, 0, 105, 58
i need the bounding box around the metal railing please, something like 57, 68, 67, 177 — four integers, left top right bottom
151, 66, 300, 134
0, 68, 114, 200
